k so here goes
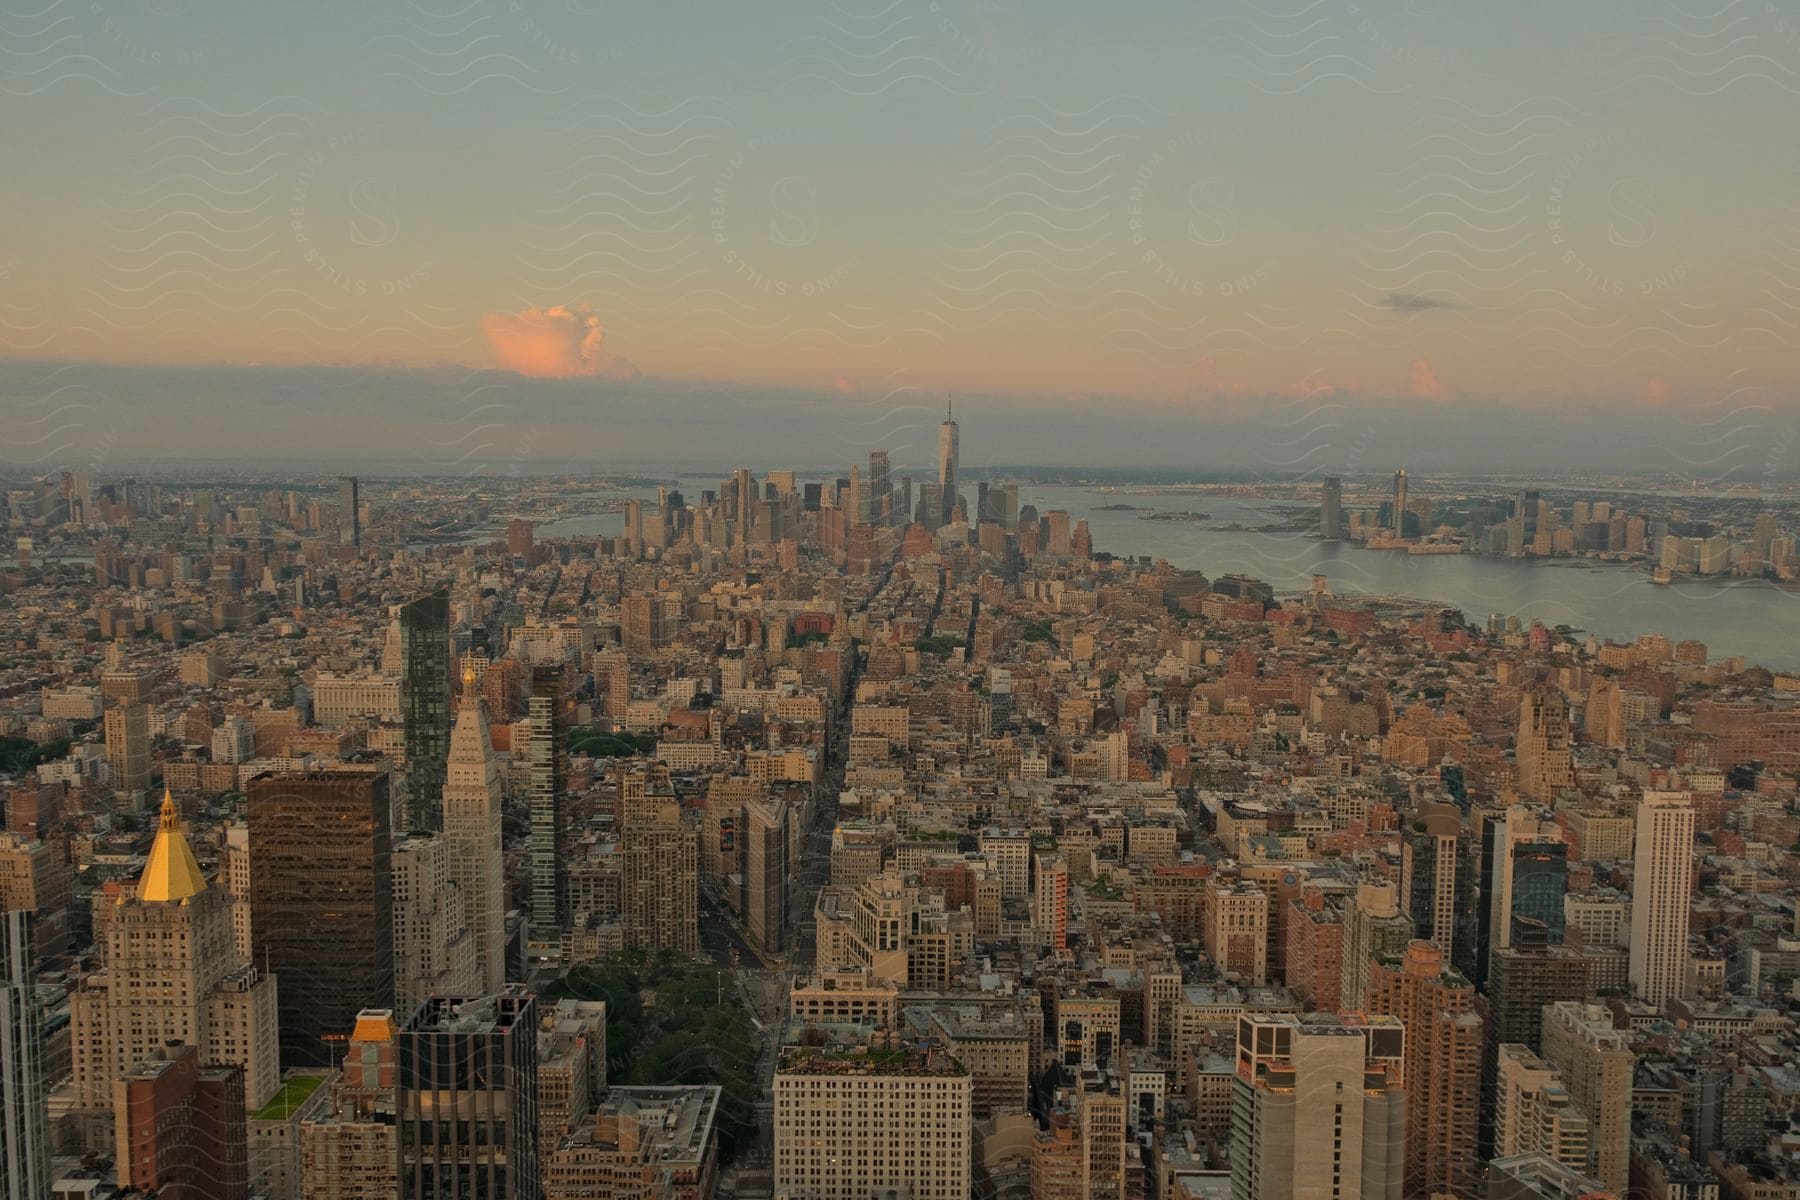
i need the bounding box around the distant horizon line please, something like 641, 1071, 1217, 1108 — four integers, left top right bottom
8, 458, 1800, 487
0, 354, 1767, 410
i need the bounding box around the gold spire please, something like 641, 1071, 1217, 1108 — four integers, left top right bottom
137, 787, 207, 904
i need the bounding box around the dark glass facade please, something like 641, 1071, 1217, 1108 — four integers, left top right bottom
0, 910, 50, 1199
398, 989, 538, 1200
1509, 842, 1569, 942
248, 770, 395, 1068
400, 586, 451, 834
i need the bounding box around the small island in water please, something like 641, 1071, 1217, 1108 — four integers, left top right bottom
1143, 510, 1211, 522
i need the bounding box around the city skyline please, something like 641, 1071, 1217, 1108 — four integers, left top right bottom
1, 427, 1796, 1200
4, 5, 1799, 1200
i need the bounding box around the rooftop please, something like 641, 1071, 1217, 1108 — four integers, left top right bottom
778, 1039, 969, 1078
252, 1073, 326, 1122
135, 788, 207, 904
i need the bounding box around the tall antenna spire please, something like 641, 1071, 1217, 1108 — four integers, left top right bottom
947, 394, 953, 422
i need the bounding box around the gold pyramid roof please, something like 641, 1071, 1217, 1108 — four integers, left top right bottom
351, 1009, 398, 1044
138, 788, 208, 904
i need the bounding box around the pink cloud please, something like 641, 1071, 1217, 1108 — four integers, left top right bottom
1408, 356, 1449, 401
480, 304, 636, 380
1638, 378, 1672, 406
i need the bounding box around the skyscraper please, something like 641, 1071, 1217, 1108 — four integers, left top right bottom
442, 688, 507, 993
939, 398, 960, 524
1036, 854, 1069, 954
1228, 1014, 1407, 1200
619, 765, 698, 955
112, 1042, 249, 1200
1079, 1074, 1128, 1200
1392, 468, 1408, 538
1514, 489, 1541, 543
847, 464, 864, 527
1401, 802, 1461, 960
1339, 880, 1413, 1010
1753, 511, 1778, 559
1479, 917, 1591, 1159
70, 790, 280, 1112
398, 587, 451, 834
526, 665, 566, 944
1365, 941, 1482, 1200
1508, 839, 1568, 935
0, 911, 50, 1200
0, 836, 69, 962
775, 1037, 971, 1200
868, 449, 892, 529
337, 476, 360, 547
732, 467, 756, 547
104, 699, 151, 808
1494, 1044, 1592, 1171
390, 835, 478, 1017
505, 517, 534, 562
1516, 688, 1574, 804
298, 1009, 401, 1200
1321, 476, 1343, 539
1476, 806, 1569, 988
743, 791, 790, 958
248, 770, 394, 1068
398, 989, 539, 1200
1629, 790, 1695, 1008
1539, 1002, 1633, 1194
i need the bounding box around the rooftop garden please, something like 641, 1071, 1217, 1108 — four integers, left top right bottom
253, 1074, 324, 1122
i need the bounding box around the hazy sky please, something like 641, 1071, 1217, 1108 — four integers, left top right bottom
4, 0, 1798, 473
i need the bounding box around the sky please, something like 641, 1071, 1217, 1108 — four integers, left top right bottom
4, 0, 1799, 474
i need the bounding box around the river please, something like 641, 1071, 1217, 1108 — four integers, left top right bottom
479, 478, 1800, 670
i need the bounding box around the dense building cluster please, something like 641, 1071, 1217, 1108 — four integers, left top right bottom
1321, 471, 1800, 582
1, 434, 1798, 1200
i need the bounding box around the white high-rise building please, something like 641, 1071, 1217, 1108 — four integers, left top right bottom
1629, 790, 1694, 1008
211, 714, 256, 765
1540, 1002, 1633, 1194
223, 821, 252, 964
442, 694, 507, 993
775, 1038, 971, 1200
1228, 1014, 1407, 1200
1495, 1043, 1591, 1171
391, 835, 479, 1016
